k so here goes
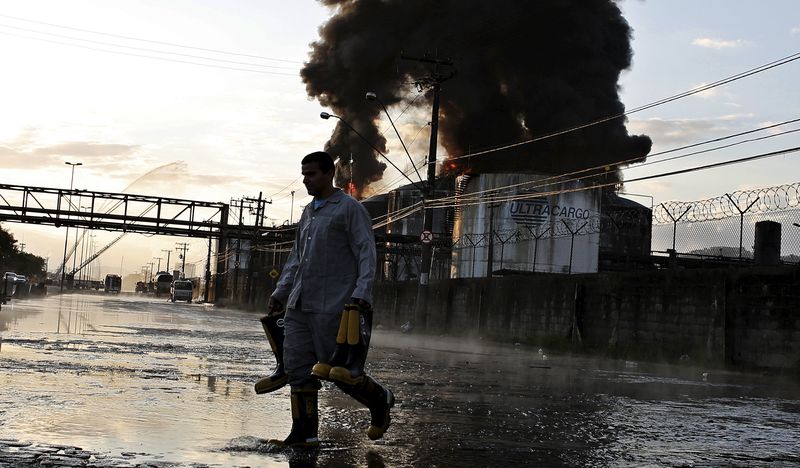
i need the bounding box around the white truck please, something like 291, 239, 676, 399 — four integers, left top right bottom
170, 279, 194, 303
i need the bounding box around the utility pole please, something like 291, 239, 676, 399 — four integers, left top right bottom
19, 242, 25, 253
204, 236, 212, 302
242, 192, 271, 306
60, 161, 82, 291
153, 257, 162, 274
401, 52, 454, 327
78, 225, 87, 287
232, 198, 245, 301
162, 250, 172, 273
89, 235, 96, 282
175, 242, 189, 276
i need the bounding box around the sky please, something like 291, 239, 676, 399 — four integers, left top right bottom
1, 0, 799, 277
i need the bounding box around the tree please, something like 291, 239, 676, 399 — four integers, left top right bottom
0, 223, 47, 281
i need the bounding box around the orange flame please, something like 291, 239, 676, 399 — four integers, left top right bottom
345, 181, 363, 199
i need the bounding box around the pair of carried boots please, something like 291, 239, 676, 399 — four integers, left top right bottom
255, 303, 394, 447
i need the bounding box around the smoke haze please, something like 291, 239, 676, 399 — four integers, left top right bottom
302, 0, 652, 194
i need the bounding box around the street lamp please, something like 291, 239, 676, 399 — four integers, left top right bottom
290, 190, 295, 224
365, 91, 424, 184
60, 161, 82, 291
319, 111, 422, 191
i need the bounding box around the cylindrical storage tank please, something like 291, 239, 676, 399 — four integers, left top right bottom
451, 173, 601, 277
753, 220, 781, 265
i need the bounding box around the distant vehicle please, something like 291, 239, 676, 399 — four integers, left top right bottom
135, 281, 147, 293
104, 274, 122, 294
2, 272, 26, 299
2, 272, 17, 303
154, 272, 174, 296
170, 280, 193, 303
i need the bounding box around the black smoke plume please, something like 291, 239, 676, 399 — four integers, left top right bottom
302, 0, 652, 195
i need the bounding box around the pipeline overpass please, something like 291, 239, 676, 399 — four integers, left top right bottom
0, 183, 301, 239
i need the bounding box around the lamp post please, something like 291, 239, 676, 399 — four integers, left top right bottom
290, 190, 295, 224
365, 91, 424, 184
319, 112, 422, 192
60, 161, 82, 291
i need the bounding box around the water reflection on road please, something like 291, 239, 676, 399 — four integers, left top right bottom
1, 294, 799, 467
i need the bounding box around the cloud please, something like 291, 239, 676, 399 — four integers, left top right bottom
756, 120, 795, 136
622, 179, 671, 195
628, 114, 753, 147
692, 37, 747, 50
792, 26, 800, 35
1, 134, 140, 171
693, 84, 719, 99
33, 142, 138, 158
628, 118, 720, 146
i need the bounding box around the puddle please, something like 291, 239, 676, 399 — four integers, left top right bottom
1, 294, 799, 466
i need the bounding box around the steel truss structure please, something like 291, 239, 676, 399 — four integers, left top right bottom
0, 183, 233, 238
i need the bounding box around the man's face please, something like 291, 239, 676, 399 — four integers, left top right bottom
302, 161, 334, 197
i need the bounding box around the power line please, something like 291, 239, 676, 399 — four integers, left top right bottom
427, 146, 800, 210
0, 13, 302, 63
0, 23, 300, 71
430, 117, 800, 207
269, 175, 302, 199
367, 124, 430, 196
448, 50, 800, 161
0, 30, 300, 76
631, 126, 800, 170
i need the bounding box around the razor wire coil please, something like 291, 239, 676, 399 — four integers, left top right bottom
653, 182, 800, 224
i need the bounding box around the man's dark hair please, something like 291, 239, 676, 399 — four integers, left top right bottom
302, 151, 335, 174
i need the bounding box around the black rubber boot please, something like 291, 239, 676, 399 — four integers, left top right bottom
310, 305, 354, 380
254, 313, 288, 394
328, 305, 372, 386
335, 375, 395, 440
269, 387, 320, 448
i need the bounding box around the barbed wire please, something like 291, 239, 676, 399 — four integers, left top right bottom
654, 182, 800, 224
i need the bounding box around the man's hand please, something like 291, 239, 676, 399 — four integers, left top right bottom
267, 296, 284, 316
351, 297, 371, 310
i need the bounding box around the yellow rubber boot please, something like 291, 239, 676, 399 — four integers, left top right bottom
310, 306, 353, 380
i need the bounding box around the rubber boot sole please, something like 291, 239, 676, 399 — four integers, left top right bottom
254, 374, 288, 394
367, 389, 395, 440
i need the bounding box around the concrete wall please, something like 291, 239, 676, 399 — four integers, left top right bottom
373, 267, 800, 373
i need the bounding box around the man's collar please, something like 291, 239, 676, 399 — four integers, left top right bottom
315, 188, 344, 204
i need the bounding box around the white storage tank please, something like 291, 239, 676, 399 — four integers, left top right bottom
451, 173, 601, 277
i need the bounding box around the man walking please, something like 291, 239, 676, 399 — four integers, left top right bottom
267, 151, 394, 447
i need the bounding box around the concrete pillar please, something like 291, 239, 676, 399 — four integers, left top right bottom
753, 220, 781, 265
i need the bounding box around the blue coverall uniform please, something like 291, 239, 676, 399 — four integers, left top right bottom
270, 189, 376, 389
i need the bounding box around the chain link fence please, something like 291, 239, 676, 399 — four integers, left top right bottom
652, 182, 800, 263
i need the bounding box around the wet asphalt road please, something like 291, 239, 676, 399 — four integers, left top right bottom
1, 293, 799, 467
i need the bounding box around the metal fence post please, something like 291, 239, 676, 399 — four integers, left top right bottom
725, 193, 759, 260
660, 203, 693, 252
